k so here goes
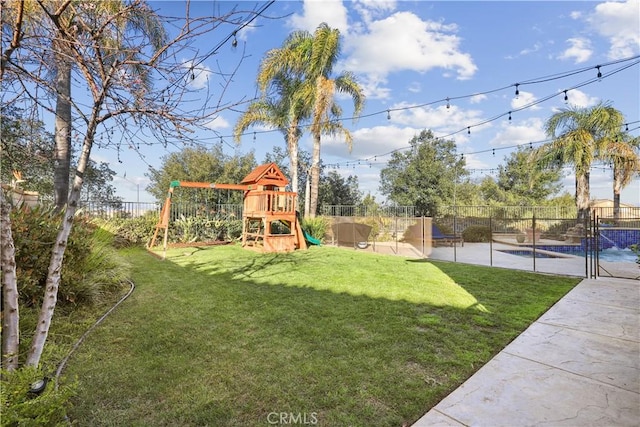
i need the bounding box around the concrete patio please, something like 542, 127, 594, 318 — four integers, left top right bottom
412, 276, 639, 426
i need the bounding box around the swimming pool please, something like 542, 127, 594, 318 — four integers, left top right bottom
497, 249, 564, 259
572, 247, 638, 263
498, 247, 638, 263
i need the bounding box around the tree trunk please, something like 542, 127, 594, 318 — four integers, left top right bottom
53, 38, 72, 210
613, 166, 622, 223
1, 189, 20, 371
287, 121, 299, 208
304, 169, 311, 218
25, 123, 96, 368
575, 171, 590, 221
308, 132, 321, 218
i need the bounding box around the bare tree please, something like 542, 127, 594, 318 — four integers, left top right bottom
1, 0, 273, 368
1, 189, 20, 372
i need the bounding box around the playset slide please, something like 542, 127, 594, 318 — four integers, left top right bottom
302, 228, 321, 246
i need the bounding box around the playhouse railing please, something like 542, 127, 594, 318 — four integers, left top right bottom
244, 191, 296, 216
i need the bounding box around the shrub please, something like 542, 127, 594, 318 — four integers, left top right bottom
301, 216, 330, 242
0, 366, 76, 426
226, 219, 243, 241
435, 222, 454, 234
107, 212, 158, 247
10, 206, 130, 307
462, 225, 492, 242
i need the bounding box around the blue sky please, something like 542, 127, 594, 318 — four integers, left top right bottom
96, 0, 640, 205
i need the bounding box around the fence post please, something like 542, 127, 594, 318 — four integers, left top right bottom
532, 214, 536, 272
453, 212, 457, 262
395, 216, 398, 255
421, 216, 425, 258
584, 215, 589, 278
489, 216, 493, 267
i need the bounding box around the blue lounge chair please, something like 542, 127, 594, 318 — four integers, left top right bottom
432, 224, 464, 247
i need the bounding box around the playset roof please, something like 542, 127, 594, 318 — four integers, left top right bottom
241, 162, 289, 187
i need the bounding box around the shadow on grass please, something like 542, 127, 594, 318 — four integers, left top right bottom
64, 245, 579, 427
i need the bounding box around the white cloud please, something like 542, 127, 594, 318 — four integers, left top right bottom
587, 0, 640, 59
183, 60, 212, 90
563, 88, 599, 108
358, 75, 392, 99
286, 2, 476, 100
342, 11, 476, 98
238, 21, 257, 41
511, 90, 541, 111
352, 0, 397, 24
322, 125, 420, 158
489, 118, 546, 147
407, 81, 422, 93
288, 0, 349, 33
558, 37, 593, 63
469, 94, 487, 104
205, 115, 230, 130
463, 153, 490, 171
389, 102, 486, 135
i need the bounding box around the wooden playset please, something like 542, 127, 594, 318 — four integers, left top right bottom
148, 163, 308, 254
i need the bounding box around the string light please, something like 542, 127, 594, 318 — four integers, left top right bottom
596, 65, 602, 80
515, 84, 520, 98
446, 97, 450, 109
220, 56, 639, 147
231, 32, 238, 49
187, 57, 639, 173
253, 132, 256, 142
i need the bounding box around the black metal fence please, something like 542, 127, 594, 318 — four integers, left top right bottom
78, 201, 639, 279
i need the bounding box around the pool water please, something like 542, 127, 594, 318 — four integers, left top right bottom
499, 247, 638, 263
574, 247, 638, 263
498, 250, 562, 259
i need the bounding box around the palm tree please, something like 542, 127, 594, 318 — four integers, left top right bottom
532, 102, 624, 220
234, 73, 306, 197
601, 134, 640, 221
257, 23, 365, 217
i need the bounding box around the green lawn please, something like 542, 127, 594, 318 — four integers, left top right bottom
62, 244, 580, 426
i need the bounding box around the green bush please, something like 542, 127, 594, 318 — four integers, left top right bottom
301, 216, 330, 242
173, 215, 240, 243
226, 219, 243, 241
107, 212, 158, 247
434, 222, 454, 234
0, 367, 76, 426
10, 206, 130, 307
462, 225, 492, 242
